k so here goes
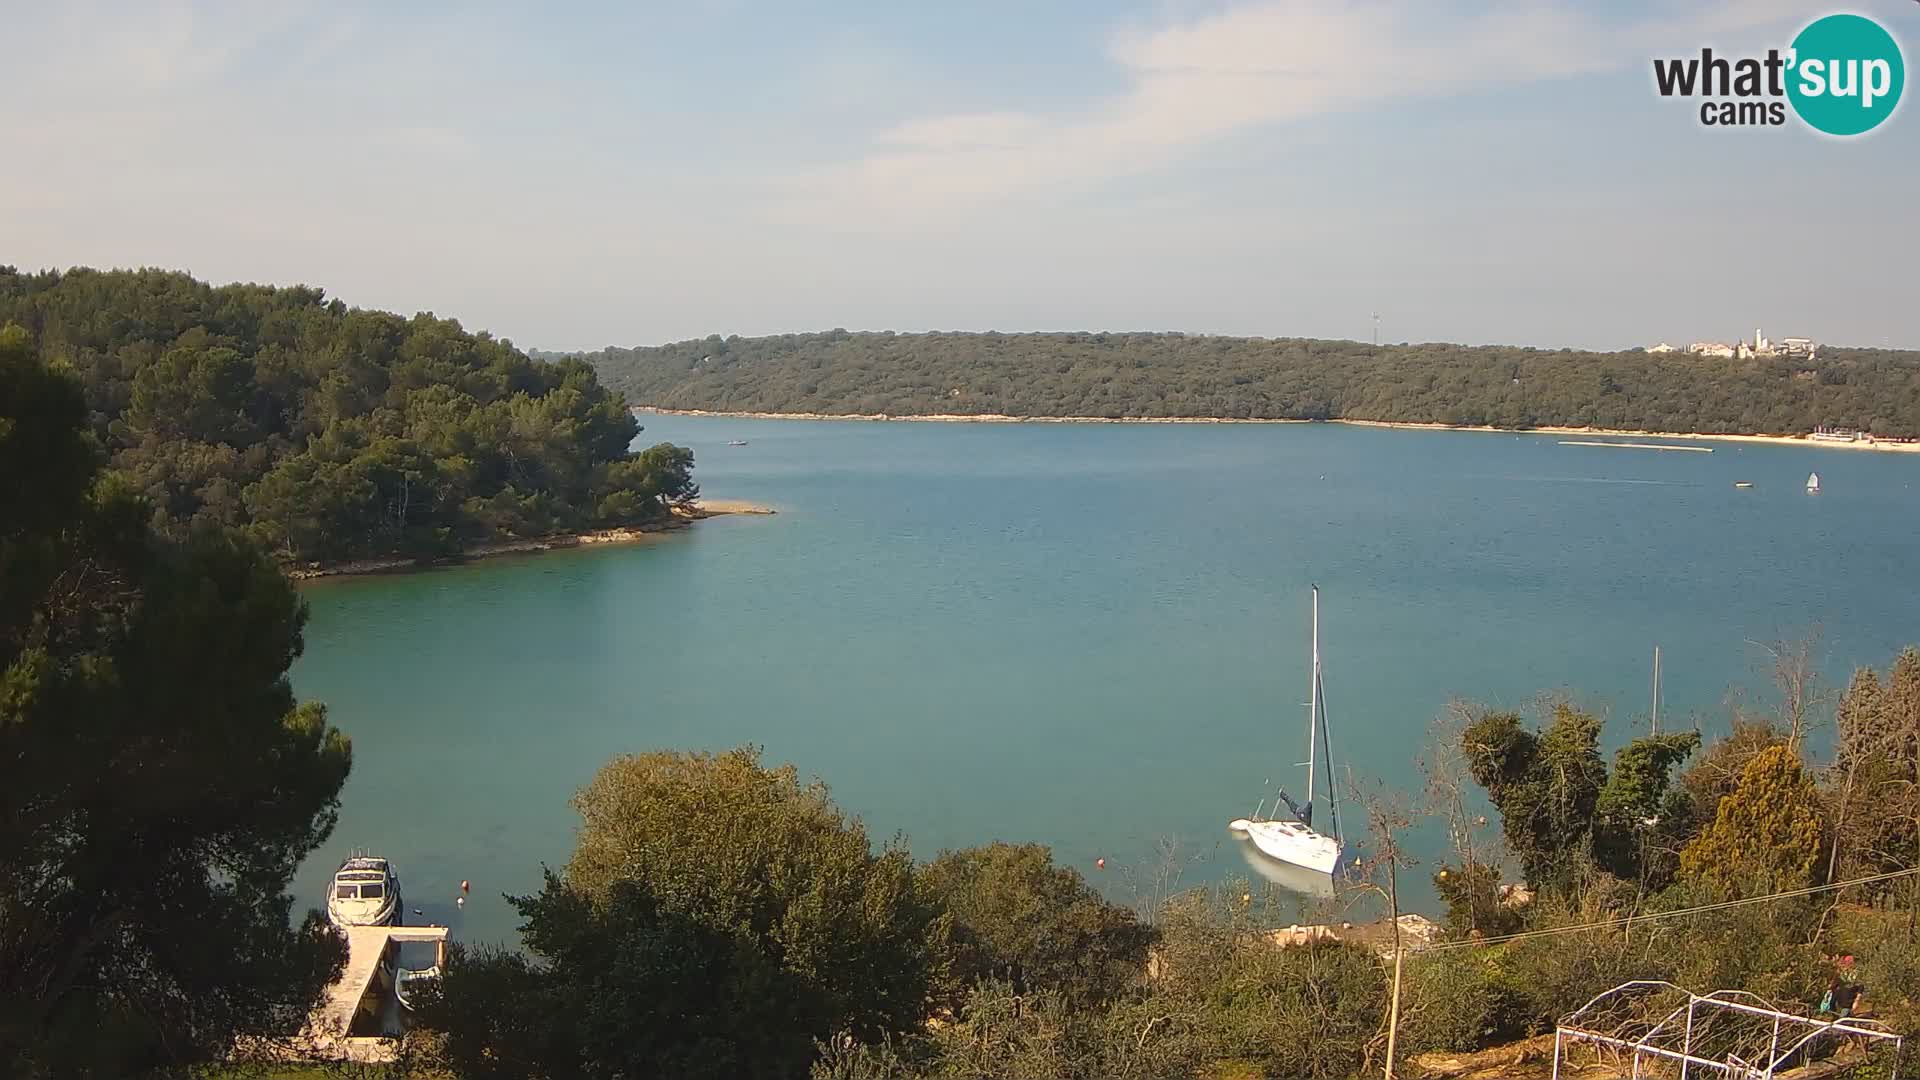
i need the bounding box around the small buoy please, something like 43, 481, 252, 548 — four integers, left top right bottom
412, 908, 423, 916
460, 879, 470, 893
455, 896, 465, 908
1095, 858, 1106, 869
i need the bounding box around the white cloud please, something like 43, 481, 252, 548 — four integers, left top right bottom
785, 0, 1810, 216
4, 0, 1904, 350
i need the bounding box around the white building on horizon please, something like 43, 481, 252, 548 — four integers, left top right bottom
1654, 328, 1817, 360
1688, 341, 1736, 358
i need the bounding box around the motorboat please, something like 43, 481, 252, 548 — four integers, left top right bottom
327, 854, 402, 928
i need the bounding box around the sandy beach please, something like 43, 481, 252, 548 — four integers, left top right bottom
288, 499, 776, 580
637, 407, 1920, 455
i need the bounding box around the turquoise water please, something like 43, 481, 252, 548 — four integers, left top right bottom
291, 418, 1920, 942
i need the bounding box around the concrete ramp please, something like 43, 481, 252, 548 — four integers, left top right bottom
307, 925, 450, 1051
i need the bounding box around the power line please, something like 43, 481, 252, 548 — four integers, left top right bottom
1423, 866, 1920, 953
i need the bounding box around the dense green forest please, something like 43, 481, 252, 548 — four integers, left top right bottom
3, 328, 353, 1076
582, 331, 1920, 438
0, 267, 695, 566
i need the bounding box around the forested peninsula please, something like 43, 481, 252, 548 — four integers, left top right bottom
0, 268, 698, 570
580, 331, 1920, 440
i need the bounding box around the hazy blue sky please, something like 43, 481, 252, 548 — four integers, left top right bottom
5, 1, 1915, 351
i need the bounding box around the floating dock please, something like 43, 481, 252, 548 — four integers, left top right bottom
1559, 440, 1713, 453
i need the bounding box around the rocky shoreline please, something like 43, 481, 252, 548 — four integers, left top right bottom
286, 501, 775, 581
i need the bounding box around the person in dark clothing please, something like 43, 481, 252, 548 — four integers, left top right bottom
1819, 955, 1864, 1019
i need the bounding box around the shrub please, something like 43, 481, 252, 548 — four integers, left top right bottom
1401, 951, 1533, 1053
919, 842, 1154, 1009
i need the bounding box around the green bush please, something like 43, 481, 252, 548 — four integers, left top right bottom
918, 842, 1155, 1009
1401, 951, 1532, 1053
1650, 887, 1825, 1007
1192, 940, 1387, 1080
1497, 892, 1650, 1026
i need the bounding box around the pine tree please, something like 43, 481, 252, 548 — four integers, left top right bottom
1680, 746, 1825, 900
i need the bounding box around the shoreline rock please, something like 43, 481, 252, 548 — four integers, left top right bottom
286, 501, 775, 581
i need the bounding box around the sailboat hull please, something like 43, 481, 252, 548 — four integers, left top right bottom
1234, 836, 1339, 898
1238, 819, 1342, 876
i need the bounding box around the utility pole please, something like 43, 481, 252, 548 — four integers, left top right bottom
1384, 853, 1404, 1080
1358, 779, 1413, 1080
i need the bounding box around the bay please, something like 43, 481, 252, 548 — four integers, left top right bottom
292, 417, 1919, 942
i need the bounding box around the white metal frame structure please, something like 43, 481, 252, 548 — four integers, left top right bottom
1553, 980, 1904, 1080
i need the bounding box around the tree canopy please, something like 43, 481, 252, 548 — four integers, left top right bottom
917, 841, 1153, 1009
1831, 651, 1920, 889
1679, 745, 1826, 900
581, 330, 1920, 437
404, 698, 1920, 1080
0, 330, 352, 1077
0, 266, 696, 566
427, 747, 948, 1079
1461, 702, 1699, 893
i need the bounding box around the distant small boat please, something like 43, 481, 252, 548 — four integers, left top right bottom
1807, 472, 1821, 494
1734, 481, 1754, 489
727, 440, 749, 447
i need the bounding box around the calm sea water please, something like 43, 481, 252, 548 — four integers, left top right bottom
291, 418, 1920, 942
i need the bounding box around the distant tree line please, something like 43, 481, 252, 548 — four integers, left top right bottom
0, 267, 697, 566
581, 330, 1920, 438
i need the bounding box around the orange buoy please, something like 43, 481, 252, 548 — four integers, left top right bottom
1095, 858, 1106, 869
460, 879, 470, 893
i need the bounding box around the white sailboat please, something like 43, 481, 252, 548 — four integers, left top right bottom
1228, 586, 1346, 878
1806, 472, 1821, 494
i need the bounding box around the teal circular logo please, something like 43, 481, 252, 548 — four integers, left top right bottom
1787, 14, 1905, 136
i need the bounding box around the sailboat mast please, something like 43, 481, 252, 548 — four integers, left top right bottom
1651, 645, 1661, 735
1305, 586, 1319, 809
1318, 664, 1342, 845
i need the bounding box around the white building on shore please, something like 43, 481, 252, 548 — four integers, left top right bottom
1650, 328, 1817, 360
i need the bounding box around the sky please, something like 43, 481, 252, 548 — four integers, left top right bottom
3, 0, 1916, 352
